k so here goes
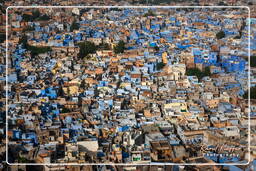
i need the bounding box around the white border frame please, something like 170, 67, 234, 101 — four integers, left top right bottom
5, 5, 251, 166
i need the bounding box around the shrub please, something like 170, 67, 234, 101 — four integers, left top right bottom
251, 56, 256, 67
114, 40, 126, 54
216, 31, 225, 39
243, 87, 256, 99
156, 62, 166, 70
144, 10, 156, 17
78, 41, 97, 59
70, 21, 80, 32
186, 66, 211, 80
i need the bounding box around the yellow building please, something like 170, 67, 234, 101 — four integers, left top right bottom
63, 86, 79, 95
162, 52, 168, 64
164, 102, 188, 114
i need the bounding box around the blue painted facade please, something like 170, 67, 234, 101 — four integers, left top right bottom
221, 56, 246, 72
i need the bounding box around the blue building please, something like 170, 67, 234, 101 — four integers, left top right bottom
40, 87, 57, 99
193, 48, 217, 66
221, 56, 246, 72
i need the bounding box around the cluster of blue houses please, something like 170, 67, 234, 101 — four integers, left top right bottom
193, 47, 246, 73
5, 8, 251, 164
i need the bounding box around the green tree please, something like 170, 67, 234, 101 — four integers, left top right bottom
22, 10, 40, 22
114, 40, 125, 54
204, 66, 211, 77
19, 35, 29, 49
18, 34, 51, 56
97, 42, 110, 50
78, 41, 97, 59
32, 10, 40, 19
28, 45, 52, 57
156, 62, 166, 70
70, 21, 80, 32
0, 33, 5, 43
186, 67, 211, 80
216, 30, 225, 39
22, 10, 50, 22
143, 9, 156, 17
243, 87, 256, 99
22, 14, 33, 22
251, 56, 256, 67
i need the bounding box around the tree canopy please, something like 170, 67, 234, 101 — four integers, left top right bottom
98, 42, 111, 50
156, 62, 166, 70
143, 9, 156, 17
243, 87, 256, 99
186, 67, 211, 80
78, 41, 97, 59
22, 10, 50, 22
216, 30, 225, 39
114, 40, 125, 54
0, 33, 5, 43
28, 46, 52, 57
70, 21, 80, 32
19, 35, 52, 56
251, 56, 256, 67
